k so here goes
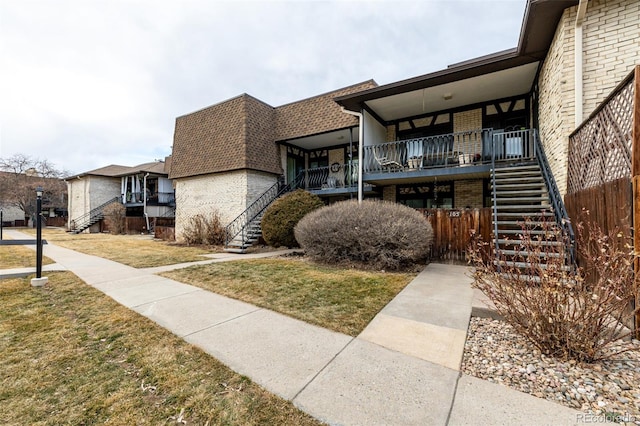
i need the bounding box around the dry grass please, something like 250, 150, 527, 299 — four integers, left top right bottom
0, 272, 322, 425
162, 257, 417, 336
0, 238, 54, 268
23, 228, 218, 268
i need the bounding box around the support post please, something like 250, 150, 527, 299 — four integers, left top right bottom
632, 66, 640, 338
1, 210, 3, 240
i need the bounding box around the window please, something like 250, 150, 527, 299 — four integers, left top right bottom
397, 182, 453, 209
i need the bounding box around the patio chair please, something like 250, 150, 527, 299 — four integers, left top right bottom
373, 147, 404, 171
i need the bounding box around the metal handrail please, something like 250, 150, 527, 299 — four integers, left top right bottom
225, 172, 304, 246
299, 164, 358, 190
362, 129, 493, 173
533, 130, 576, 267
491, 135, 500, 261
71, 196, 120, 232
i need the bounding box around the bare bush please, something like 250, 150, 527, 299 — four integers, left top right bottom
469, 217, 638, 362
181, 211, 226, 246
295, 199, 433, 270
103, 203, 126, 234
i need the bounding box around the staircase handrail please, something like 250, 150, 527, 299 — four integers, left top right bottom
71, 196, 120, 231
533, 130, 576, 266
225, 173, 304, 246
490, 130, 501, 260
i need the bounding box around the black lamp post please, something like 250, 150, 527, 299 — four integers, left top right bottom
36, 187, 43, 279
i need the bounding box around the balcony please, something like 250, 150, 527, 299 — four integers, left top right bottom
362, 128, 535, 183
122, 191, 175, 206
296, 163, 375, 196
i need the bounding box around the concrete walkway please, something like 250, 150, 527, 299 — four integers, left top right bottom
2, 229, 586, 425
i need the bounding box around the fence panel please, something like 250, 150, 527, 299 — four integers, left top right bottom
416, 208, 492, 262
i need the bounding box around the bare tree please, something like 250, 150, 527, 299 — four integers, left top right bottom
0, 154, 68, 226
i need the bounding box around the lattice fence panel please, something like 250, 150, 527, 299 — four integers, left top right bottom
567, 77, 634, 194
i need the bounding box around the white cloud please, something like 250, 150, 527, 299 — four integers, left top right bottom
0, 0, 527, 174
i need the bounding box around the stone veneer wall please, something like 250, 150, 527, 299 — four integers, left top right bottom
537, 0, 640, 195
454, 180, 484, 208
174, 170, 277, 243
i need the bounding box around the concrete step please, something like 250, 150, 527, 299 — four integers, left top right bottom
494, 211, 554, 218
494, 204, 551, 210
493, 176, 545, 184
223, 247, 247, 254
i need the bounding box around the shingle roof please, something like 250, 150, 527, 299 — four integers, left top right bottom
170, 81, 378, 179
275, 80, 378, 141
65, 161, 168, 180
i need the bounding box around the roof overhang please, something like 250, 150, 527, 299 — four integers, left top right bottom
279, 126, 359, 151
335, 0, 578, 122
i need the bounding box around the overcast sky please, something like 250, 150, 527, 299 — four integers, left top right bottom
0, 0, 526, 176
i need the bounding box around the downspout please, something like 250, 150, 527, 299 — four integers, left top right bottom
143, 173, 150, 233
341, 107, 364, 203
575, 0, 589, 127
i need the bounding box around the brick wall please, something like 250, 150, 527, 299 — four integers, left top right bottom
538, 0, 640, 195
386, 125, 396, 142
174, 171, 248, 242
382, 185, 396, 202
454, 180, 483, 208
453, 109, 482, 133
174, 170, 278, 243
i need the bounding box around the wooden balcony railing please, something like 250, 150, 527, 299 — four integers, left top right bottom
363, 128, 535, 174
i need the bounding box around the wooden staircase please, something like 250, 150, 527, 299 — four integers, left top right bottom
491, 162, 571, 275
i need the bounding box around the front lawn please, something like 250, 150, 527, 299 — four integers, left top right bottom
0, 272, 321, 425
0, 238, 54, 268
162, 257, 417, 336
23, 228, 217, 268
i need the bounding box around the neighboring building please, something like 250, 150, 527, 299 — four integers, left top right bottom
66, 160, 174, 233
170, 0, 638, 253
0, 171, 67, 227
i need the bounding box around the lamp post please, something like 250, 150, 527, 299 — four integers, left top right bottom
36, 187, 43, 278
31, 187, 48, 287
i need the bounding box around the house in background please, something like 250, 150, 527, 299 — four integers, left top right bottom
169, 0, 638, 256
0, 170, 68, 227
66, 159, 174, 234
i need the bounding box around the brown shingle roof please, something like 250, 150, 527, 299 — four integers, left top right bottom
169, 81, 378, 179
65, 162, 168, 180
275, 80, 377, 141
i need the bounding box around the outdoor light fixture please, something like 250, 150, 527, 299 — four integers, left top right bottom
443, 93, 453, 100
31, 186, 48, 287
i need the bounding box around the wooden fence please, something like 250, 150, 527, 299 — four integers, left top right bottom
564, 177, 632, 254
566, 65, 640, 335
416, 208, 492, 262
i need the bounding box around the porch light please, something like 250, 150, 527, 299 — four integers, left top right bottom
443, 93, 453, 100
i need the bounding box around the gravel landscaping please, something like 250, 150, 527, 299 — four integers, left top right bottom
462, 317, 640, 424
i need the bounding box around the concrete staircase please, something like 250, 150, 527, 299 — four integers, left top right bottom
491, 162, 571, 275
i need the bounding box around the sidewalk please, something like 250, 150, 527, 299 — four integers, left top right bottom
2, 229, 586, 425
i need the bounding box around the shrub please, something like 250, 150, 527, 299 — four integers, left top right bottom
294, 199, 434, 270
103, 203, 126, 234
182, 211, 226, 246
468, 217, 638, 362
261, 190, 324, 248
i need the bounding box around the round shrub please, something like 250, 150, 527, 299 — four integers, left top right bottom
261, 189, 324, 248
294, 200, 433, 270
